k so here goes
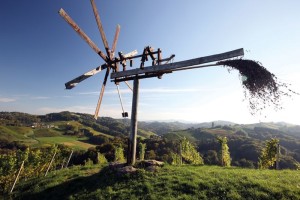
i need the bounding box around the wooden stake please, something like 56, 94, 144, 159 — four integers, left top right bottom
61, 159, 66, 169
65, 150, 74, 168
128, 77, 139, 165
10, 161, 24, 193
45, 151, 57, 177
276, 144, 280, 170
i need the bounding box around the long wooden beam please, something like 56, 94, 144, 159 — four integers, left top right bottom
111, 48, 244, 79
111, 24, 121, 54
90, 0, 109, 49
64, 50, 137, 90
59, 8, 108, 62
65, 64, 107, 89
94, 67, 110, 119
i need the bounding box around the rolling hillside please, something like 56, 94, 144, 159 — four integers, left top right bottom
0, 112, 156, 150
0, 111, 299, 169
7, 164, 300, 200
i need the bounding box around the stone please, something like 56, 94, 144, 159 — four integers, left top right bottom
117, 166, 137, 174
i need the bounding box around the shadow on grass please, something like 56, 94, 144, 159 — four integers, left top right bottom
13, 166, 144, 200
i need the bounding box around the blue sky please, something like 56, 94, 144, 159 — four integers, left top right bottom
1, 0, 300, 124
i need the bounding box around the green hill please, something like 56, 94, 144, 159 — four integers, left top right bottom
7, 164, 300, 200
0, 112, 156, 150
1, 111, 299, 169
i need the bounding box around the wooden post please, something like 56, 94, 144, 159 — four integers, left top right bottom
128, 77, 139, 165
276, 144, 280, 170
65, 150, 73, 168
61, 159, 66, 169
179, 142, 182, 165
45, 151, 57, 177
10, 161, 24, 193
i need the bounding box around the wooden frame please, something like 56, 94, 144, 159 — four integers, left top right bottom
111, 48, 244, 79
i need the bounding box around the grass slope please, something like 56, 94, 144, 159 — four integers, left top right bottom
0, 120, 114, 150
0, 126, 37, 145
35, 136, 96, 150
9, 165, 300, 200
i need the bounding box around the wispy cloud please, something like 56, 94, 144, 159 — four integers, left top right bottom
0, 97, 16, 103
31, 96, 50, 100
78, 87, 208, 96
141, 88, 205, 93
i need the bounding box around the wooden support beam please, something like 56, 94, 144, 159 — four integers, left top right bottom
113, 72, 172, 83
161, 54, 175, 64
157, 48, 162, 65
128, 77, 139, 165
111, 48, 244, 79
147, 46, 156, 60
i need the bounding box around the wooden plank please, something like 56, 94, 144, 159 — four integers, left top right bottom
65, 64, 107, 89
58, 8, 107, 61
111, 48, 244, 79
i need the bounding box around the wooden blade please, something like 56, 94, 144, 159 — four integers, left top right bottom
65, 64, 108, 89
111, 24, 120, 54
94, 67, 110, 119
58, 8, 107, 62
90, 0, 110, 54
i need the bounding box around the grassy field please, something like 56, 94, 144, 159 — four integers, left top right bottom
0, 121, 111, 150
34, 136, 96, 150
7, 165, 300, 200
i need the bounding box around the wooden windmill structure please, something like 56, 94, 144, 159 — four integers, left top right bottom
59, 1, 244, 165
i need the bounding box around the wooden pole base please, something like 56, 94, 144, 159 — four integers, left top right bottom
128, 77, 139, 165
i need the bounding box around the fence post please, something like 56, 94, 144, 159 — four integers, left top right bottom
65, 150, 73, 168
10, 160, 24, 193
45, 151, 57, 177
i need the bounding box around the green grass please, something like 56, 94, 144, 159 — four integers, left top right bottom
33, 128, 63, 137
1, 121, 113, 150
34, 136, 96, 150
138, 129, 156, 139
52, 121, 113, 139
0, 126, 37, 145
8, 165, 300, 200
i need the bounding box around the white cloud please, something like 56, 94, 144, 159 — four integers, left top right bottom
31, 96, 50, 100
0, 97, 16, 103
78, 87, 211, 96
